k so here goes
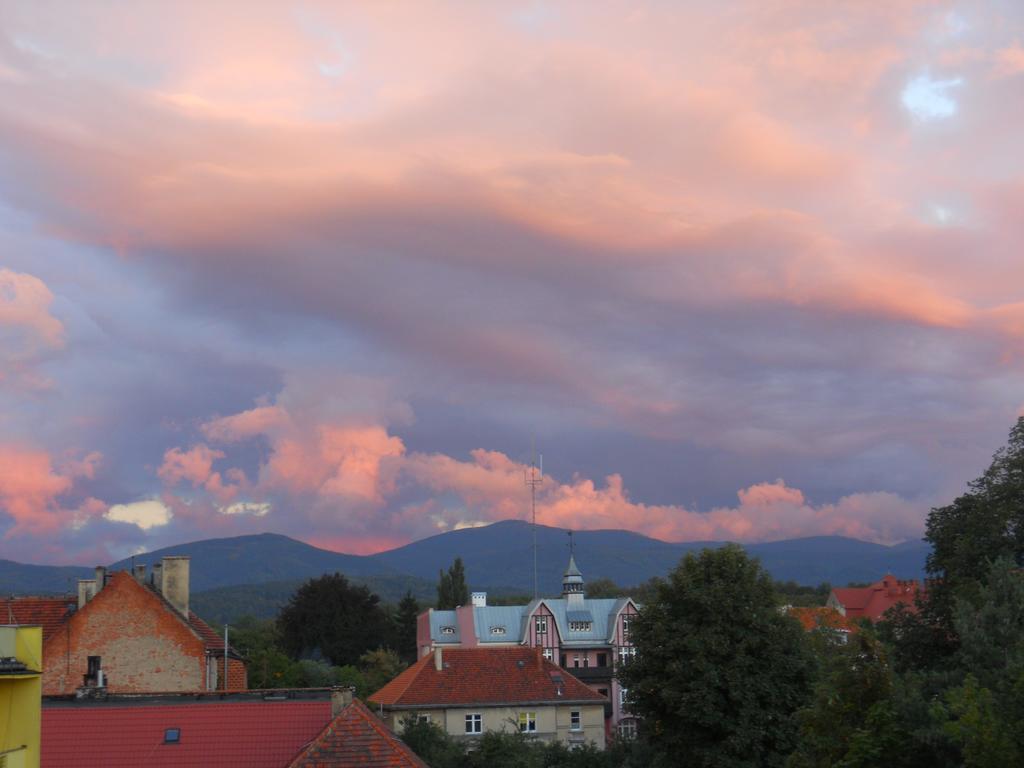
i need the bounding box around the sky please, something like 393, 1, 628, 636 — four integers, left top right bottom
2, 1, 1024, 565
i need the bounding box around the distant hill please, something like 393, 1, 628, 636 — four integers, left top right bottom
1, 521, 931, 607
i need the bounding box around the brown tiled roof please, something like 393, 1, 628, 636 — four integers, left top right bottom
288, 699, 429, 768
788, 606, 857, 634
830, 574, 922, 621
1, 596, 76, 642
187, 610, 241, 657
370, 647, 605, 708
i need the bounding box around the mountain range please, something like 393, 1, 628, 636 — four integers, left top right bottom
2, 520, 930, 603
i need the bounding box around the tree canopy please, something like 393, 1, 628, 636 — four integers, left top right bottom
276, 572, 392, 666
436, 556, 470, 609
619, 544, 814, 768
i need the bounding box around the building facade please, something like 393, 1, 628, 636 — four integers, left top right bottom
14, 556, 246, 695
370, 646, 607, 749
416, 555, 640, 739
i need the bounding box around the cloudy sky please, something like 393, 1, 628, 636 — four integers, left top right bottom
2, 1, 1023, 565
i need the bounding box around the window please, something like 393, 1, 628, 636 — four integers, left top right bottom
560, 653, 567, 668
597, 652, 607, 667
535, 615, 548, 634
568, 621, 592, 632
417, 714, 431, 724
622, 616, 632, 638
542, 648, 554, 661
465, 714, 482, 734
518, 711, 537, 732
617, 719, 637, 741
572, 654, 580, 668
489, 625, 506, 635
163, 728, 181, 744
618, 646, 636, 665
440, 625, 456, 634
620, 687, 630, 713
570, 711, 581, 731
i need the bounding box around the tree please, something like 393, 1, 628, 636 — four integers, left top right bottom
618, 544, 813, 768
277, 572, 391, 666
436, 557, 470, 609
394, 590, 420, 664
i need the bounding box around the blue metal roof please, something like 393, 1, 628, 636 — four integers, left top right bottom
428, 609, 461, 644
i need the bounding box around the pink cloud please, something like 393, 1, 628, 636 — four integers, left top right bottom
0, 268, 65, 390
0, 445, 103, 536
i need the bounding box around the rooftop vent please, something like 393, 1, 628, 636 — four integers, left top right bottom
164, 728, 180, 744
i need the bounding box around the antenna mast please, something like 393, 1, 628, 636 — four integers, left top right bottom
525, 442, 543, 600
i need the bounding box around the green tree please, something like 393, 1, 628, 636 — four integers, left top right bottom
277, 572, 391, 666
618, 544, 814, 768
436, 557, 470, 609
394, 590, 420, 664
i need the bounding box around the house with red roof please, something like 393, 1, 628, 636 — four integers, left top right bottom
5, 556, 247, 695
417, 554, 639, 740
826, 573, 923, 622
787, 606, 858, 642
369, 646, 607, 750
41, 688, 427, 767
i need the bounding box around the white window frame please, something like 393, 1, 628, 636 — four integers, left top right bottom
465, 713, 482, 734
542, 647, 554, 661
570, 710, 581, 731
618, 646, 636, 665
617, 719, 637, 740
518, 711, 537, 733
535, 615, 547, 634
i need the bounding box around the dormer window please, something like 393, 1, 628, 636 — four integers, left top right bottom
440, 625, 456, 635
490, 625, 507, 635
535, 615, 548, 634
568, 621, 592, 632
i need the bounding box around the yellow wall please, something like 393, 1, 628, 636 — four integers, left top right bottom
0, 625, 42, 768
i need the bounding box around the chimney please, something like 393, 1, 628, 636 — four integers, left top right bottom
434, 646, 443, 672
133, 564, 147, 584
330, 686, 355, 716
152, 562, 163, 591
160, 556, 190, 617
94, 566, 107, 591
471, 591, 487, 607
77, 579, 96, 609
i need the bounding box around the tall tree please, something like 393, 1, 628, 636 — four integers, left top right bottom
436, 556, 470, 609
618, 544, 813, 768
394, 590, 421, 663
277, 572, 391, 666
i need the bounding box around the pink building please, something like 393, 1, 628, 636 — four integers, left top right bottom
417, 555, 640, 741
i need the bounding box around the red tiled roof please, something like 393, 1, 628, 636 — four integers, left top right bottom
370, 647, 606, 708
829, 574, 922, 621
289, 699, 429, 768
1, 596, 76, 643
42, 700, 332, 768
187, 610, 240, 656
788, 606, 857, 634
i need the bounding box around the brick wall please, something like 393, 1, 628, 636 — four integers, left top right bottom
42, 572, 207, 695
215, 656, 248, 690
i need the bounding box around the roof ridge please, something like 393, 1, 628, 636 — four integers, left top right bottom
348, 699, 427, 767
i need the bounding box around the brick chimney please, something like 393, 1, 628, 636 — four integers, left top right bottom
133, 564, 147, 584
160, 556, 190, 617
152, 562, 163, 592
77, 579, 96, 609
94, 566, 107, 591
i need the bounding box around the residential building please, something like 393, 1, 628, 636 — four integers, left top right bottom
787, 606, 857, 642
370, 646, 606, 749
416, 555, 639, 739
0, 624, 43, 768
826, 574, 923, 621
3, 557, 246, 695
42, 687, 424, 767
